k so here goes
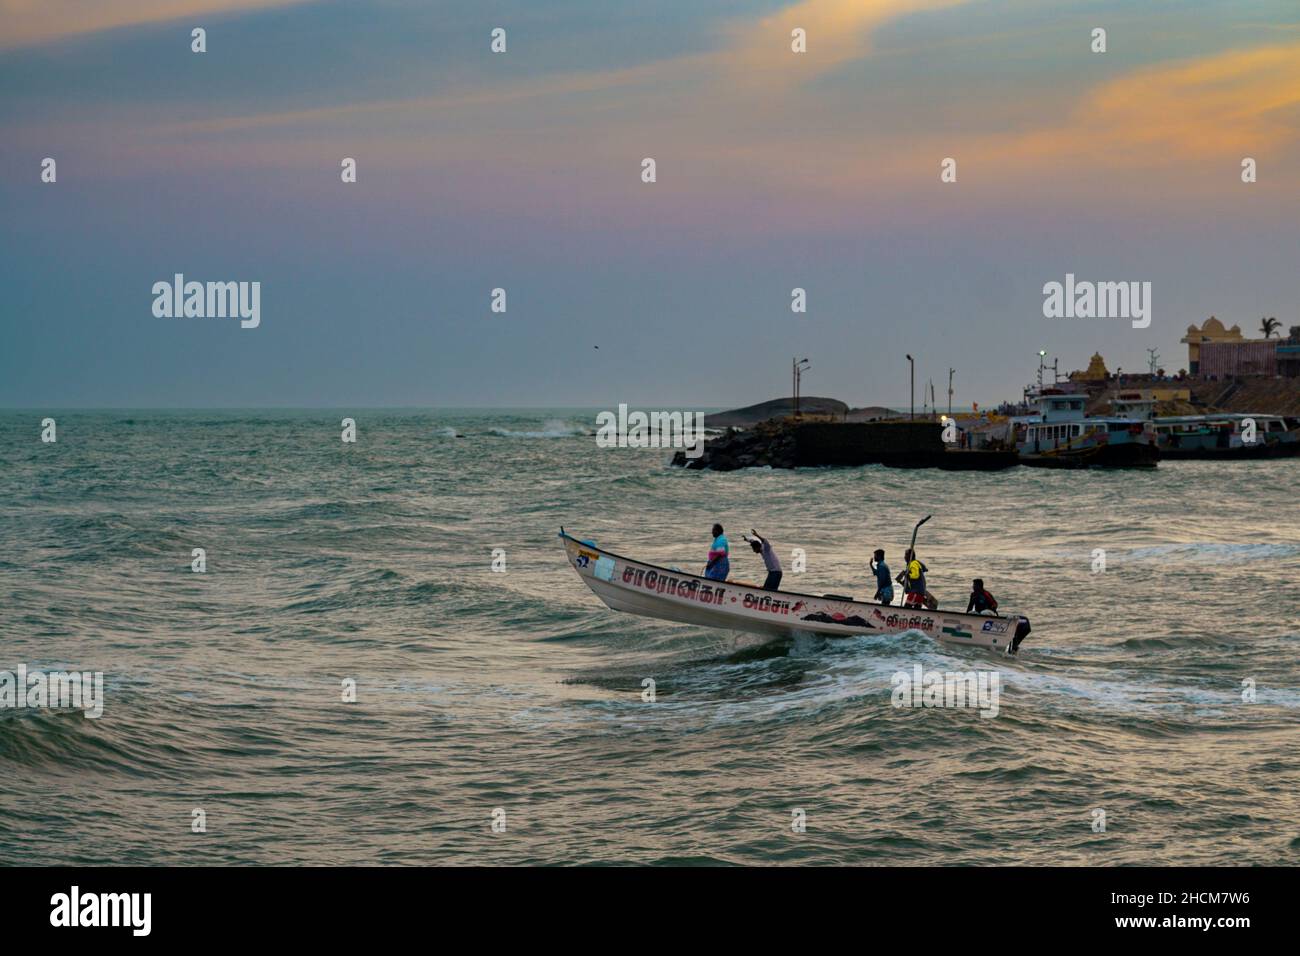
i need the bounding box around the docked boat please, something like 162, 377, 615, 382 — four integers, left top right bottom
1152, 414, 1300, 459
1109, 393, 1300, 459
1015, 389, 1158, 467
559, 529, 1032, 654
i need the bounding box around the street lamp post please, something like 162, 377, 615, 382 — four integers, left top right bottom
793, 357, 810, 418
906, 354, 914, 421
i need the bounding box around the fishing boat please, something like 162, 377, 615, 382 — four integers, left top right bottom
1015, 389, 1158, 467
559, 529, 1032, 654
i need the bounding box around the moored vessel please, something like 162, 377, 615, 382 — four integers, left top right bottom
1109, 392, 1300, 459
1014, 389, 1159, 468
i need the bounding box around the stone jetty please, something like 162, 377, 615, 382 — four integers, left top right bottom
673, 419, 1017, 471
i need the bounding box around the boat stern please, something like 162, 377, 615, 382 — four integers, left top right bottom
1010, 616, 1032, 654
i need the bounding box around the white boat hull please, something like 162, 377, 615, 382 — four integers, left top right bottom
560, 531, 1031, 654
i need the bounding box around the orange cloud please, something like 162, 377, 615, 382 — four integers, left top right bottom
0, 0, 315, 49
982, 41, 1300, 171
54, 2, 1300, 211
156, 0, 971, 137
159, 54, 719, 136
724, 0, 967, 86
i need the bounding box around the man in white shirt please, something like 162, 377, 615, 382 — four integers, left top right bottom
748, 529, 783, 591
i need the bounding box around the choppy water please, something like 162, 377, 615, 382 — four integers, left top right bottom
2, 409, 1298, 865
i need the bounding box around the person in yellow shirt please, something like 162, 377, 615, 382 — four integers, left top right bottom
896, 548, 928, 608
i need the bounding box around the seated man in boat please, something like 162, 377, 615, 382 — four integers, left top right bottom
747, 530, 782, 591
896, 548, 929, 608
870, 549, 894, 605
704, 523, 729, 581
966, 579, 998, 614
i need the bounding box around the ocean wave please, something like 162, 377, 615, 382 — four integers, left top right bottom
3, 409, 1296, 866
1118, 633, 1242, 651
1123, 543, 1300, 561
489, 419, 589, 438
267, 500, 409, 523
0, 700, 204, 777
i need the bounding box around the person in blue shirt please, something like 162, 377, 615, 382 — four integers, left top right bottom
704, 523, 729, 581
870, 548, 894, 604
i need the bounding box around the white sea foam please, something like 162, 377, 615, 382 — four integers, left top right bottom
490, 418, 587, 438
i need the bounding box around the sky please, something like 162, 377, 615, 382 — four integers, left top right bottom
2, 0, 1300, 408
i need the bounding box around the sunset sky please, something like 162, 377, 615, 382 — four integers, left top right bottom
3, 0, 1299, 407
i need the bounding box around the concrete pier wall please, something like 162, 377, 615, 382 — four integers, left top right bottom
673, 418, 1018, 470
792, 421, 943, 465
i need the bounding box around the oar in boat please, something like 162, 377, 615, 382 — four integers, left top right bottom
909, 514, 932, 553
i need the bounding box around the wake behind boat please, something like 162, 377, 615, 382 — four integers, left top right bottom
559, 529, 1032, 654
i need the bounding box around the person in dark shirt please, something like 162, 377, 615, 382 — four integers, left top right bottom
897, 548, 928, 608
967, 578, 998, 614
870, 548, 894, 605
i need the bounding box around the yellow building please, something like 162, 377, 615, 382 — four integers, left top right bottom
1071, 352, 1109, 381
1181, 317, 1244, 374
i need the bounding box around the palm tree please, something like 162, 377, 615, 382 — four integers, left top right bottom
1260, 316, 1281, 338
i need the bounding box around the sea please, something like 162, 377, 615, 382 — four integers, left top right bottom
1, 409, 1297, 865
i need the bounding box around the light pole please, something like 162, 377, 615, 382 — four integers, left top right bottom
793, 357, 810, 418
906, 354, 914, 421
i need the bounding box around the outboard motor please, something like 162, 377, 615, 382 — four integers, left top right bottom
1011, 617, 1032, 654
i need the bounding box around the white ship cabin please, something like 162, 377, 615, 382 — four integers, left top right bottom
1023, 392, 1085, 445
1155, 414, 1289, 434
1224, 414, 1293, 438
1038, 392, 1085, 422
1022, 390, 1151, 446
1110, 393, 1156, 420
